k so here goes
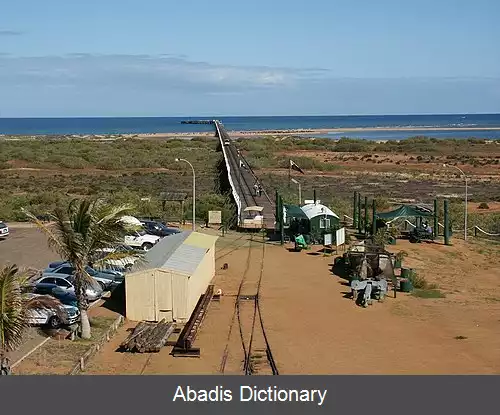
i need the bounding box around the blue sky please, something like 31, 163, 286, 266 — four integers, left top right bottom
1, 0, 499, 117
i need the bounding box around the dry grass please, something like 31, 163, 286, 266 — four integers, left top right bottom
13, 315, 116, 375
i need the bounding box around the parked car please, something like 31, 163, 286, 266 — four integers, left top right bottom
0, 221, 9, 239
33, 275, 102, 301
26, 294, 80, 329
140, 220, 182, 238
124, 230, 160, 251
93, 244, 141, 272
42, 263, 123, 289
51, 287, 78, 307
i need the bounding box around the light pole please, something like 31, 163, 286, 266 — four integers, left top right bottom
443, 164, 468, 241
176, 158, 196, 231
291, 178, 302, 205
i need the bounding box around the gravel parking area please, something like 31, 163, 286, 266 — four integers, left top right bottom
0, 225, 59, 270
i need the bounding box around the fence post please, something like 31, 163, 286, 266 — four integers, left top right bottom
353, 192, 358, 229
433, 199, 439, 238
357, 193, 362, 235
364, 196, 368, 236
372, 199, 377, 236
279, 195, 284, 245
444, 199, 451, 246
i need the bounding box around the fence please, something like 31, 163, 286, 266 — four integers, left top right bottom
68, 315, 124, 375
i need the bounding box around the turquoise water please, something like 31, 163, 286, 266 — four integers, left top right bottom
1, 114, 500, 139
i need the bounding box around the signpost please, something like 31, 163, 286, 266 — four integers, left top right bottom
323, 233, 332, 256
336, 227, 346, 251
208, 211, 222, 226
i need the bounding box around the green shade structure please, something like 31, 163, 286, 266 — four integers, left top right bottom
376, 205, 433, 222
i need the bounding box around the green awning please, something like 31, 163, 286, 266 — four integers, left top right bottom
376, 205, 433, 222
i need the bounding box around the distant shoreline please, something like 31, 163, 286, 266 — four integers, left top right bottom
138, 126, 500, 139
2, 126, 500, 140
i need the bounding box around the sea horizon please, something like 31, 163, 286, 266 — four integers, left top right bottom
2, 113, 500, 140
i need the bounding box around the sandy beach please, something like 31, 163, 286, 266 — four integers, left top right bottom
3, 126, 500, 141
133, 126, 500, 139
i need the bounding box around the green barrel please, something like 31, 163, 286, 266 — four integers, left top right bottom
400, 279, 413, 292
394, 259, 402, 269
400, 268, 414, 279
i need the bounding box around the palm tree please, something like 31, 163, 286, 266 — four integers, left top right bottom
24, 199, 134, 339
0, 264, 61, 375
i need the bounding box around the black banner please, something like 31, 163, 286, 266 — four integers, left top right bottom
1, 376, 498, 414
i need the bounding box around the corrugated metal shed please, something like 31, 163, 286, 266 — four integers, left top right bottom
130, 230, 218, 276
131, 231, 189, 272
162, 243, 208, 275
125, 230, 218, 323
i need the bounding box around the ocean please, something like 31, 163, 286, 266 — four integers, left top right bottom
1, 114, 500, 140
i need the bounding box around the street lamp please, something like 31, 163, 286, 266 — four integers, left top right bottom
443, 164, 468, 241
176, 158, 196, 231
291, 178, 302, 205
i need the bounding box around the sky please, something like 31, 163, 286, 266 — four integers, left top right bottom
1, 0, 499, 117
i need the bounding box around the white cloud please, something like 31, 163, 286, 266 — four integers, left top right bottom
0, 53, 499, 116
0, 53, 327, 92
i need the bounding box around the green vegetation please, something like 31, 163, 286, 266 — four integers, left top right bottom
407, 270, 446, 299
0, 137, 219, 170
1, 136, 499, 233
0, 265, 61, 375
412, 289, 446, 299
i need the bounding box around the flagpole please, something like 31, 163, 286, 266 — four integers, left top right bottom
288, 160, 291, 188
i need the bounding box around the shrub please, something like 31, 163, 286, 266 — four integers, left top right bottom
408, 271, 428, 289
478, 202, 490, 210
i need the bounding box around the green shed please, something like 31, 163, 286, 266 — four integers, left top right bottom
301, 203, 340, 242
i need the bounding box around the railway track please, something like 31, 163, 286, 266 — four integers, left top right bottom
215, 234, 248, 262
219, 234, 279, 375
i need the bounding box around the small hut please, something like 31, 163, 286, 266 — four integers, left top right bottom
301, 202, 340, 238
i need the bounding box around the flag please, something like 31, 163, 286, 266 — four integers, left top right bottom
289, 159, 305, 174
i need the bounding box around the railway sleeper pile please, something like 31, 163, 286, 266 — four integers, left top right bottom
120, 319, 175, 353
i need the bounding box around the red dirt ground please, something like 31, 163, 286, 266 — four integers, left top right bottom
83, 233, 500, 375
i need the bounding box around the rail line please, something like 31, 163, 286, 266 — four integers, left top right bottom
219, 235, 279, 375
219, 235, 254, 373
215, 234, 248, 262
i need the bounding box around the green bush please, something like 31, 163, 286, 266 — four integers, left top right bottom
408, 271, 428, 289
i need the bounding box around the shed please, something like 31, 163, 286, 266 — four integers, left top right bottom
301, 203, 340, 235
125, 231, 218, 323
